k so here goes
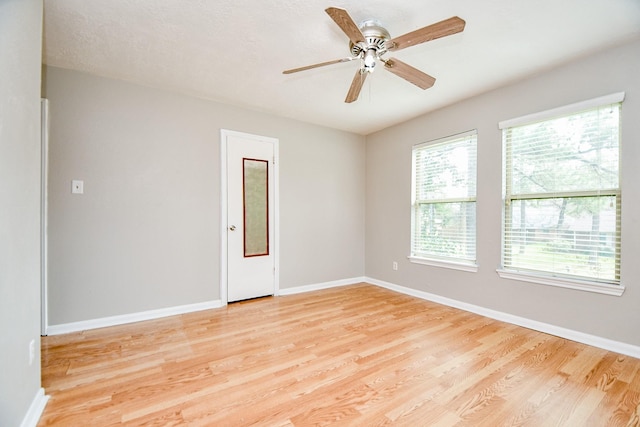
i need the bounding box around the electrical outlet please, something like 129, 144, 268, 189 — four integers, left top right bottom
29, 339, 35, 365
392, 261, 398, 271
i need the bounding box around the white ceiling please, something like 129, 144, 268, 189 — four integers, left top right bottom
42, 0, 640, 135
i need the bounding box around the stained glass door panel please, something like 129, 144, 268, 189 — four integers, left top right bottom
243, 158, 269, 257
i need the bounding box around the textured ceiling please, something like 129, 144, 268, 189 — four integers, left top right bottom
43, 0, 640, 135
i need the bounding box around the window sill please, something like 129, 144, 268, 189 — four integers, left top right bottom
409, 256, 478, 273
496, 269, 625, 296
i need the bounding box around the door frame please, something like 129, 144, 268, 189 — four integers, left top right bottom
41, 99, 49, 335
220, 129, 279, 304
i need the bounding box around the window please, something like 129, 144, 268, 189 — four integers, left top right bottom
499, 93, 623, 295
410, 131, 477, 271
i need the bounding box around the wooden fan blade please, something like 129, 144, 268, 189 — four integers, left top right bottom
325, 7, 365, 45
345, 69, 367, 103
283, 57, 356, 74
384, 58, 435, 90
387, 16, 465, 51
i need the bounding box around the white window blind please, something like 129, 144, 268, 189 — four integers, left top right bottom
411, 131, 477, 264
502, 98, 622, 286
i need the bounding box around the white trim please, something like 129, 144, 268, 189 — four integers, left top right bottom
19, 388, 49, 427
39, 276, 640, 359
365, 277, 640, 359
40, 99, 49, 336
408, 256, 478, 273
44, 276, 362, 334
220, 129, 280, 304
277, 277, 366, 296
220, 131, 228, 305
274, 139, 280, 298
46, 300, 224, 335
413, 129, 477, 149
498, 92, 625, 129
497, 269, 625, 296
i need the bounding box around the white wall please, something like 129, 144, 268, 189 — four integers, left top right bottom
43, 67, 365, 326
0, 0, 45, 425
365, 39, 640, 347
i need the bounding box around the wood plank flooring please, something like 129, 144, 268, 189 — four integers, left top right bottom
39, 283, 640, 426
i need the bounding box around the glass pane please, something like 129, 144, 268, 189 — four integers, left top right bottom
505, 196, 619, 282
508, 105, 620, 195
243, 159, 269, 257
415, 136, 477, 201
413, 201, 476, 261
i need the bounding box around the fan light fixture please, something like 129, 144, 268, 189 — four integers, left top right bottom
283, 7, 466, 103
363, 48, 377, 72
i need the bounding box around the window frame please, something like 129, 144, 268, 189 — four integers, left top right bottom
497, 92, 625, 296
410, 130, 478, 272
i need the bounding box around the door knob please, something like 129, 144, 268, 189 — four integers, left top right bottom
229, 225, 236, 231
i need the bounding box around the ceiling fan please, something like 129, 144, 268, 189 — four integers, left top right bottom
283, 7, 466, 103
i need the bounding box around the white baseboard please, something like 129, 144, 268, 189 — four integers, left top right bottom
277, 277, 366, 296
45, 276, 366, 335
42, 276, 640, 359
46, 300, 224, 335
20, 388, 49, 427
366, 277, 640, 359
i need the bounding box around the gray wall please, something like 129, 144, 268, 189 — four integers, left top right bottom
0, 0, 44, 425
365, 39, 640, 346
42, 35, 640, 349
43, 67, 365, 326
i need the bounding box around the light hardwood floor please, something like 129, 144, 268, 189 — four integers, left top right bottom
39, 283, 640, 426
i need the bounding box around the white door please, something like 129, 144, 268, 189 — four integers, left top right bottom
222, 130, 277, 302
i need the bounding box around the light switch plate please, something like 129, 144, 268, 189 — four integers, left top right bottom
71, 180, 84, 194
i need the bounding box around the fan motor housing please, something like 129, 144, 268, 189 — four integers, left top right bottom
349, 19, 391, 57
